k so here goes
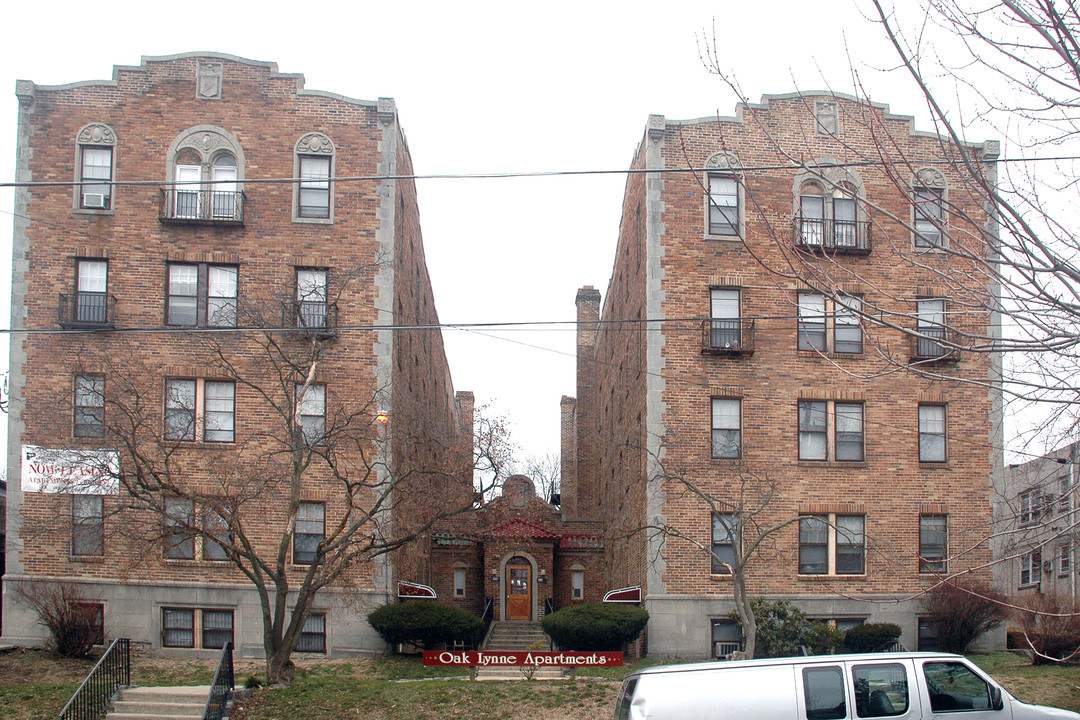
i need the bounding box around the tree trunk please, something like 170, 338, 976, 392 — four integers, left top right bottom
265, 649, 296, 686
732, 570, 756, 659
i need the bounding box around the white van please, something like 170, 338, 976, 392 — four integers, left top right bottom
614, 652, 1078, 720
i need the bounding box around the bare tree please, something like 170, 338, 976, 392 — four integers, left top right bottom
521, 452, 561, 505
42, 280, 502, 685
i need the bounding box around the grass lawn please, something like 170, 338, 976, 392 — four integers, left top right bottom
2, 649, 1078, 720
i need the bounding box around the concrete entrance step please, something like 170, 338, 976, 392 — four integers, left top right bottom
474, 665, 568, 681
106, 685, 211, 720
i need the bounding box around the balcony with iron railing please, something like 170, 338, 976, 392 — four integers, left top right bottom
910, 326, 961, 363
159, 188, 245, 225
283, 300, 339, 340
58, 292, 117, 328
701, 319, 755, 356
793, 216, 872, 255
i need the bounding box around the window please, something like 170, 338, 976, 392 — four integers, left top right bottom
165, 497, 195, 560
295, 269, 328, 329
711, 619, 742, 658
297, 613, 327, 653
293, 502, 325, 565
164, 378, 235, 443
1020, 548, 1042, 587
799, 400, 864, 461
571, 569, 584, 600
74, 603, 105, 646
834, 195, 857, 248
454, 567, 466, 597
800, 514, 865, 575
74, 374, 105, 438
297, 155, 331, 219
1059, 543, 1072, 576
709, 288, 742, 349
919, 515, 948, 573
166, 263, 238, 327
75, 260, 109, 324
915, 298, 949, 357
712, 513, 738, 575
914, 187, 944, 247
210, 155, 238, 220
163, 608, 195, 647
919, 405, 947, 462
75, 123, 116, 211
923, 662, 994, 714
1058, 475, 1073, 513
707, 175, 739, 236
163, 608, 233, 649
917, 617, 940, 651
852, 663, 909, 718
803, 666, 846, 720
297, 383, 326, 445
72, 494, 104, 556
203, 509, 231, 561
1019, 488, 1042, 526
711, 398, 741, 459
798, 292, 862, 353
202, 610, 234, 649
796, 180, 862, 250
164, 128, 245, 223
800, 187, 825, 246
174, 161, 201, 218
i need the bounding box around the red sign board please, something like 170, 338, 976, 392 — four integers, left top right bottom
423, 650, 623, 668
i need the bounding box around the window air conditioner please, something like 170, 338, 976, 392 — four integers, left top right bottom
82, 193, 107, 209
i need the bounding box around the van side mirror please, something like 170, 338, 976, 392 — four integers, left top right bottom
989, 686, 1004, 711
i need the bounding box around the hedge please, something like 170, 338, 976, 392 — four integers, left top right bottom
541, 603, 649, 651
367, 601, 484, 650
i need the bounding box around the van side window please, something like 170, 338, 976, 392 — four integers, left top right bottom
923, 662, 993, 712
803, 666, 847, 720
614, 678, 637, 720
852, 663, 908, 717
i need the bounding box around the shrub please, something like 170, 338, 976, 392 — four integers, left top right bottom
920, 580, 1007, 653
733, 598, 815, 658
16, 581, 102, 658
541, 603, 649, 651
844, 622, 903, 653
807, 620, 846, 656
1013, 591, 1080, 665
367, 601, 483, 651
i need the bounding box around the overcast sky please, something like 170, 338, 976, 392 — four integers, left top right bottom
0, 0, 942, 464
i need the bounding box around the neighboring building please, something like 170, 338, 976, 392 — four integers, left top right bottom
3, 53, 472, 657
565, 93, 1004, 658
996, 442, 1078, 606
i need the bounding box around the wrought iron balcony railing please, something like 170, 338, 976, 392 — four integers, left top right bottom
159, 188, 245, 225
793, 216, 872, 254
701, 319, 755, 355
58, 292, 117, 328
910, 326, 961, 363
284, 300, 339, 339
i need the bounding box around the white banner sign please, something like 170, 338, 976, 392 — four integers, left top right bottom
21, 445, 120, 494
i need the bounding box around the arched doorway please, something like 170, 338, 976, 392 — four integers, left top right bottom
505, 555, 533, 621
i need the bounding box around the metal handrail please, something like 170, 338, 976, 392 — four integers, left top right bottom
201, 641, 234, 720
59, 637, 130, 720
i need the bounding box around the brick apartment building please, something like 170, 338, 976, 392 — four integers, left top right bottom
2, 53, 474, 657
563, 93, 1004, 658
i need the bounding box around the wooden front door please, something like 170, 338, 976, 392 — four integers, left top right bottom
506, 559, 532, 620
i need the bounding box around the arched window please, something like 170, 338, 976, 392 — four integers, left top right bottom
704, 151, 743, 238
294, 133, 336, 222
913, 168, 947, 249
799, 181, 826, 246
793, 163, 867, 253
74, 124, 117, 212
164, 126, 245, 223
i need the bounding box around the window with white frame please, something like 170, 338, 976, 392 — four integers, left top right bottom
799, 514, 865, 575
1058, 475, 1073, 513
295, 268, 329, 329
919, 515, 948, 574
797, 292, 862, 353
571, 569, 584, 600
1020, 548, 1042, 587
712, 513, 738, 575
798, 400, 864, 461
1019, 488, 1042, 526
914, 187, 944, 248
74, 259, 109, 324
294, 133, 335, 222
297, 383, 326, 445
166, 263, 238, 327
72, 494, 104, 557
297, 613, 327, 653
74, 374, 105, 438
453, 565, 466, 598
164, 378, 234, 443
709, 288, 742, 349
707, 175, 739, 236
1059, 543, 1072, 576
165, 127, 245, 222
293, 502, 325, 565
915, 298, 950, 357
164, 497, 195, 560
711, 398, 741, 459
75, 124, 116, 211
919, 405, 947, 462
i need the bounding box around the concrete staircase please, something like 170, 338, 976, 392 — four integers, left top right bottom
476, 621, 565, 680
105, 685, 210, 720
